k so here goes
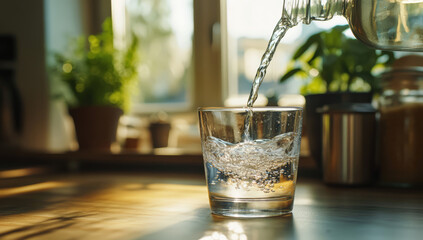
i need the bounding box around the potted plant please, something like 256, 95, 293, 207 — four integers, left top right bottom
280, 25, 395, 168
52, 18, 138, 151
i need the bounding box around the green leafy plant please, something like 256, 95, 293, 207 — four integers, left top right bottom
280, 25, 395, 95
52, 18, 138, 112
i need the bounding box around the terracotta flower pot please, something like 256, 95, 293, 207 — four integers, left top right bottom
69, 106, 123, 151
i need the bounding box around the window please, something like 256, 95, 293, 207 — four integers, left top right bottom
114, 0, 194, 113
221, 0, 349, 106
114, 0, 350, 111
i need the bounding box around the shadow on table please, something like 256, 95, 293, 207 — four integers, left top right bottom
0, 177, 113, 216
137, 208, 298, 240
0, 212, 94, 239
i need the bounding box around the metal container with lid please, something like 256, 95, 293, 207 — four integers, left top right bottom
319, 103, 376, 185
379, 56, 423, 187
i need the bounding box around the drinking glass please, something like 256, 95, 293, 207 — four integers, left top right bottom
198, 107, 303, 217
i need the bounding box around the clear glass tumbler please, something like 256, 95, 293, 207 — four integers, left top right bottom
198, 107, 303, 217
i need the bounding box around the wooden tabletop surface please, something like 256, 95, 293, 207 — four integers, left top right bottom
0, 171, 422, 240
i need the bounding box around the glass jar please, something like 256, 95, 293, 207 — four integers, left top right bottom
282, 0, 423, 51
378, 62, 423, 186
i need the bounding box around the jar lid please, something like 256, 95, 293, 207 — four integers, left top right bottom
381, 55, 423, 77
381, 66, 423, 78
317, 103, 376, 114
391, 55, 423, 69
381, 67, 423, 91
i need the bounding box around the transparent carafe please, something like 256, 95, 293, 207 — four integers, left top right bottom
282, 0, 423, 51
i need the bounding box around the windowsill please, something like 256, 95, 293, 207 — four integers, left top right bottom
1, 147, 203, 164
0, 145, 316, 173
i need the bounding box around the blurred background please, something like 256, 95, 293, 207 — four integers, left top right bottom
0, 0, 361, 156
1, 0, 422, 177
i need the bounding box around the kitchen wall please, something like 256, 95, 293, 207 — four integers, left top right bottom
0, 0, 49, 151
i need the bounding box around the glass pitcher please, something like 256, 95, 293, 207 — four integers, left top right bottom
282, 0, 423, 51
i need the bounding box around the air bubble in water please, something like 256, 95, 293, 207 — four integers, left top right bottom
203, 132, 298, 192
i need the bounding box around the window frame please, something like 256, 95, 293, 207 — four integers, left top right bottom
117, 0, 225, 115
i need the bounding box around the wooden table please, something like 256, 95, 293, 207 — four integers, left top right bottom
0, 171, 422, 240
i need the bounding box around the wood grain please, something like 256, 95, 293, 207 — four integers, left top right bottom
0, 172, 422, 240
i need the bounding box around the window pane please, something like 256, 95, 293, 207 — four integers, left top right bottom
223, 0, 348, 105
125, 0, 193, 112
224, 0, 301, 104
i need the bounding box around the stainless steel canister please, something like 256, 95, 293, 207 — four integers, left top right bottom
319, 103, 376, 185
